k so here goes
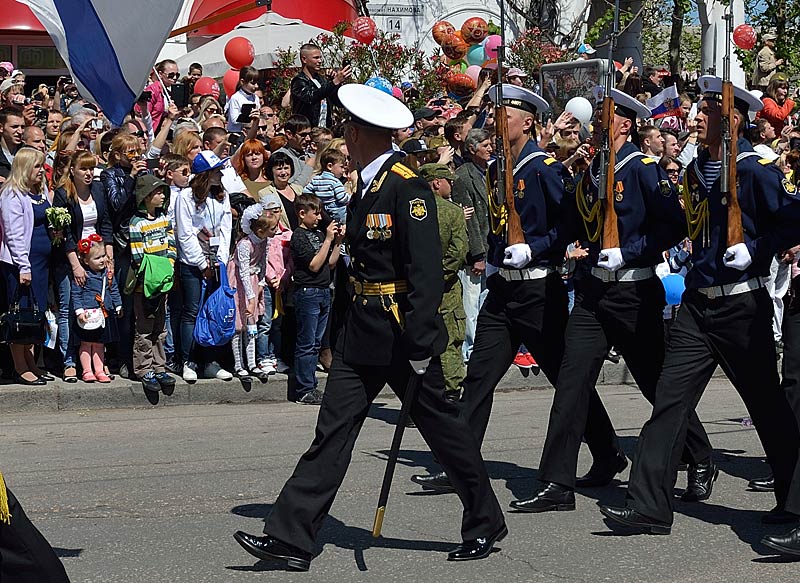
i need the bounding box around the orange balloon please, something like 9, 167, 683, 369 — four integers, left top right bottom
432, 21, 456, 45
461, 17, 489, 44
441, 34, 469, 60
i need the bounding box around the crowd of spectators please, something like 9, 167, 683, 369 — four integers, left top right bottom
0, 35, 797, 401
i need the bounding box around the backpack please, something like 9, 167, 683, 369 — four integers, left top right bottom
193, 261, 236, 347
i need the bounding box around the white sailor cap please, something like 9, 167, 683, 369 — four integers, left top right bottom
593, 86, 652, 120
338, 83, 414, 130
488, 83, 550, 114
697, 75, 763, 114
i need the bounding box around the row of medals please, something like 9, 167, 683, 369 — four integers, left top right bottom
366, 214, 393, 241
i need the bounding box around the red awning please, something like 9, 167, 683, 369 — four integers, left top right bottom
188, 0, 357, 38
0, 0, 47, 32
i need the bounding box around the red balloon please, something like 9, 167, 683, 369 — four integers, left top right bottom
733, 24, 757, 50
461, 17, 488, 44
224, 36, 255, 70
223, 69, 239, 97
194, 76, 220, 99
432, 21, 456, 46
441, 34, 469, 60
447, 72, 476, 96
353, 16, 377, 45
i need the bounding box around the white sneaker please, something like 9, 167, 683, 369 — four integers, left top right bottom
260, 361, 277, 375
275, 359, 290, 374
182, 364, 197, 383
215, 367, 233, 381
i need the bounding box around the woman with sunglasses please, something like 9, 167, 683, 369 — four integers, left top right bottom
136, 58, 180, 133
195, 96, 223, 125
53, 151, 114, 382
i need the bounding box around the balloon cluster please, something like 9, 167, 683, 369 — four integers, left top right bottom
221, 36, 255, 96
432, 18, 502, 95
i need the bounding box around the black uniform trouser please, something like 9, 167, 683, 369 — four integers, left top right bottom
264, 349, 504, 555
539, 275, 713, 489
627, 288, 800, 523
462, 272, 621, 461
0, 488, 70, 583
782, 279, 800, 421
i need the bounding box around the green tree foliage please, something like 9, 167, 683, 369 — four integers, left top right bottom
741, 0, 800, 80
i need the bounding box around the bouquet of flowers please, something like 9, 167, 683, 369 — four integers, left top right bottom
45, 207, 71, 246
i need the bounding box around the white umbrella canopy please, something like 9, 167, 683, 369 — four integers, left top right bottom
175, 12, 345, 78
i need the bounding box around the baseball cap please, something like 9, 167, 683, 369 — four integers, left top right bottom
763, 32, 777, 41
192, 150, 227, 174
413, 107, 438, 121
0, 79, 15, 94
507, 67, 528, 78
400, 138, 431, 154
0, 62, 13, 74
261, 192, 282, 210
577, 43, 597, 55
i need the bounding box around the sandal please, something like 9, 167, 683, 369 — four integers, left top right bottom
63, 367, 78, 384
82, 371, 96, 383
95, 372, 111, 384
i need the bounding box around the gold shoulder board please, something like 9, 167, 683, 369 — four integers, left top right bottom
758, 158, 773, 165
391, 163, 417, 179
543, 157, 557, 166
641, 157, 656, 165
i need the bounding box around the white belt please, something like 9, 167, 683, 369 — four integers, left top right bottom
498, 266, 554, 281
591, 266, 655, 283
696, 276, 768, 299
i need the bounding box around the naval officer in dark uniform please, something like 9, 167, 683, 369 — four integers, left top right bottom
601, 76, 800, 535
233, 84, 506, 571
511, 89, 715, 513
411, 85, 627, 494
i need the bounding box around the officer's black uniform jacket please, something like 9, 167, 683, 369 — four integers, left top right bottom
344, 152, 447, 366
683, 138, 800, 290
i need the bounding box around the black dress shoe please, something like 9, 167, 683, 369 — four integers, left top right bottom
680, 460, 719, 502
447, 524, 508, 561
233, 531, 312, 571
598, 504, 671, 535
411, 471, 455, 493
762, 506, 800, 524
762, 526, 800, 556
509, 482, 575, 513
576, 452, 628, 488
37, 373, 55, 381
748, 475, 775, 492
14, 373, 46, 386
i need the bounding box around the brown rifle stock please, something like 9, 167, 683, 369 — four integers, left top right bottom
722, 81, 743, 245
495, 105, 525, 245
601, 96, 619, 248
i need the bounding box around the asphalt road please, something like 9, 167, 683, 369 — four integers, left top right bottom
2, 380, 797, 582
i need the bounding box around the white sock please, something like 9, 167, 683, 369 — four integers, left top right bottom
232, 333, 244, 372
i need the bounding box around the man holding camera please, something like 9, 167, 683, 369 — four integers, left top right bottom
290, 43, 351, 128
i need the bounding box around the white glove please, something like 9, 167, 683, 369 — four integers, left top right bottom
598, 247, 625, 272
503, 244, 532, 269
723, 242, 752, 271
409, 358, 431, 375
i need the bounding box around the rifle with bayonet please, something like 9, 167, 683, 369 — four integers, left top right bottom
721, 9, 743, 245
494, 0, 525, 245
599, 0, 621, 248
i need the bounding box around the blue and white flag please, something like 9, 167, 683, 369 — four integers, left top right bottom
646, 84, 681, 120
19, 0, 183, 126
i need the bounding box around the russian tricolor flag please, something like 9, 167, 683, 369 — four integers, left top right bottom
646, 84, 682, 120
19, 0, 183, 126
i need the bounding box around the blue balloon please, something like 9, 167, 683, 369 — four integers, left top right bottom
661, 273, 686, 306
466, 43, 486, 66
365, 76, 393, 95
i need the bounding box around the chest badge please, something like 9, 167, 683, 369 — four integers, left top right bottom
515, 179, 525, 199
783, 177, 797, 195
614, 180, 624, 202
659, 180, 672, 197
409, 198, 428, 221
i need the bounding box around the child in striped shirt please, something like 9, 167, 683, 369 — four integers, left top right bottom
303, 149, 350, 224
129, 175, 177, 399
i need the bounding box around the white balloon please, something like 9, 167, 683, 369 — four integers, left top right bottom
564, 96, 594, 126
